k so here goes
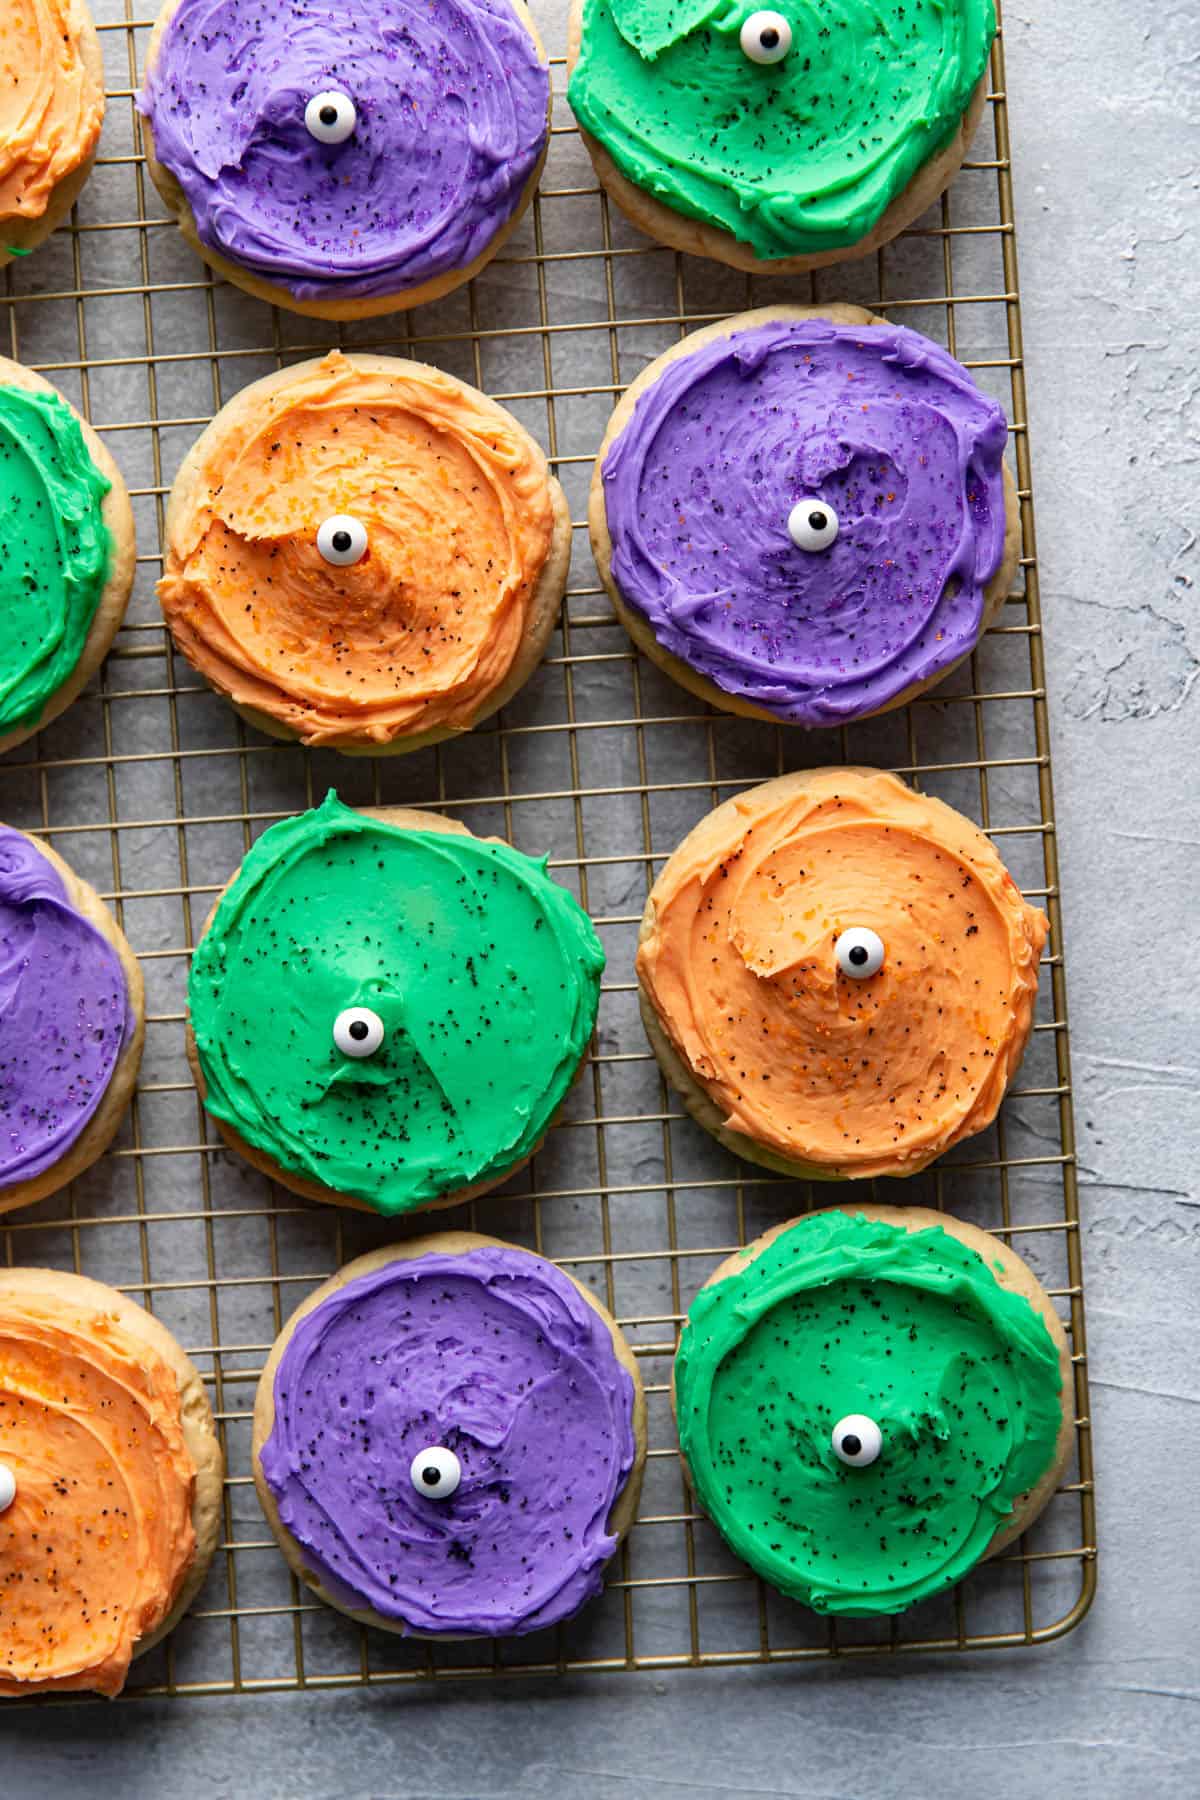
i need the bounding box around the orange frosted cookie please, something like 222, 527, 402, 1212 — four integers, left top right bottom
0, 1, 105, 265
159, 350, 571, 753
0, 1270, 223, 1697
637, 767, 1048, 1181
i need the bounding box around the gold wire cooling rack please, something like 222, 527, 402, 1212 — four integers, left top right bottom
0, 0, 1095, 1698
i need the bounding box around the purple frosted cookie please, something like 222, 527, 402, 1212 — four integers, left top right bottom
0, 824, 143, 1212
590, 307, 1018, 727
139, 0, 551, 317
253, 1236, 646, 1637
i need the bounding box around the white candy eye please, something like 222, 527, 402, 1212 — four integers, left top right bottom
788, 498, 839, 552
305, 91, 357, 145
410, 1445, 461, 1500
316, 514, 368, 566
835, 927, 885, 979
832, 1414, 882, 1468
0, 1463, 15, 1512
740, 10, 792, 62
333, 1006, 384, 1058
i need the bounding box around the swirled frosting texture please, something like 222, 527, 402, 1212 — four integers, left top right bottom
674, 1210, 1064, 1615
189, 793, 605, 1213
0, 1, 104, 228
159, 351, 556, 746
0, 1291, 197, 1694
638, 769, 1047, 1177
601, 317, 1009, 725
569, 0, 994, 260
0, 828, 134, 1188
140, 0, 550, 300
0, 382, 113, 737
259, 1245, 638, 1633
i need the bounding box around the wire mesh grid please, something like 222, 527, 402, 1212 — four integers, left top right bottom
0, 0, 1095, 1698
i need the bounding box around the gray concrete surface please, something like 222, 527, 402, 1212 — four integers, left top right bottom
5, 2, 1199, 1794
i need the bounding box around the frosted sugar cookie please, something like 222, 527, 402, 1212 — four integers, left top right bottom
673, 1205, 1072, 1615
0, 1268, 223, 1695
591, 308, 1019, 727
159, 352, 569, 752
254, 1233, 645, 1636
187, 795, 604, 1215
140, 0, 551, 317
638, 768, 1047, 1180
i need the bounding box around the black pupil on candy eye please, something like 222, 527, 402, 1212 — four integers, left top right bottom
348, 1019, 369, 1040
808, 510, 827, 531
848, 945, 868, 966
422, 1466, 441, 1486
332, 530, 352, 553
760, 27, 779, 47
841, 1434, 862, 1457
320, 105, 339, 126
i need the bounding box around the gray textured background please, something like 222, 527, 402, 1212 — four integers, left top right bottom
5, 0, 1199, 1794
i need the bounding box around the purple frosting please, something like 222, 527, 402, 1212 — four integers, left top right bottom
140, 0, 550, 301
258, 1245, 639, 1635
601, 317, 1010, 725
0, 828, 133, 1187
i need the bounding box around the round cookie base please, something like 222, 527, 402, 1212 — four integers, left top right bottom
588, 304, 1022, 729
0, 826, 145, 1217
186, 807, 592, 1218
160, 352, 571, 753
635, 766, 1041, 1183
566, 3, 988, 276
0, 10, 105, 271
141, 0, 552, 320
251, 1230, 647, 1639
0, 1266, 224, 1690
0, 358, 137, 755
671, 1202, 1075, 1595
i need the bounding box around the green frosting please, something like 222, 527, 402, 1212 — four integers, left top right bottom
568, 0, 996, 259
0, 382, 113, 735
674, 1211, 1064, 1615
188, 793, 604, 1215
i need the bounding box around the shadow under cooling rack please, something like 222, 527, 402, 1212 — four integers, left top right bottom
0, 0, 1095, 1697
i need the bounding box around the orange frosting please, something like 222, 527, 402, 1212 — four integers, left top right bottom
159, 350, 556, 745
0, 1293, 197, 1697
638, 768, 1048, 1178
0, 1, 104, 224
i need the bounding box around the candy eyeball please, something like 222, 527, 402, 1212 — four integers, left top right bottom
835, 927, 885, 980
0, 1463, 15, 1513
305, 91, 357, 145
333, 1006, 385, 1059
832, 1414, 882, 1468
316, 515, 368, 567
787, 498, 839, 552
409, 1445, 461, 1500
740, 11, 792, 64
